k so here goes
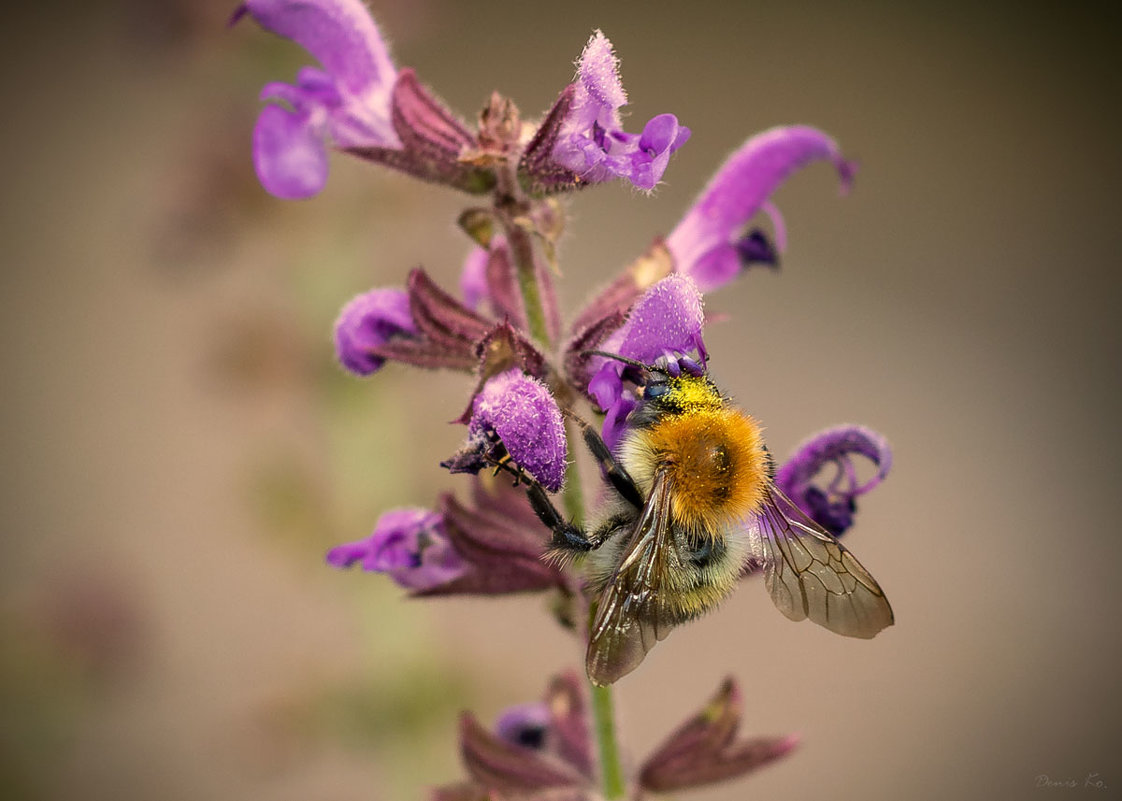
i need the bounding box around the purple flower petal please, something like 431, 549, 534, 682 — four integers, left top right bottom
529, 31, 689, 192
326, 508, 466, 592
239, 0, 401, 197
775, 424, 892, 537
586, 275, 706, 449
495, 703, 552, 750
252, 103, 330, 199
467, 369, 567, 493
665, 125, 855, 291
459, 244, 490, 313
333, 287, 417, 375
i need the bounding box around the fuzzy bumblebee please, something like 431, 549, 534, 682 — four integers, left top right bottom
529, 357, 893, 685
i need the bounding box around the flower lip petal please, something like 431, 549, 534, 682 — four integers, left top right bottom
253, 104, 330, 200
665, 125, 854, 291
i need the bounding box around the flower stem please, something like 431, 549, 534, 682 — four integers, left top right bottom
494, 162, 553, 349
591, 682, 626, 798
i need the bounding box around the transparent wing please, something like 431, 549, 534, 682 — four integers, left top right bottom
752, 484, 894, 639
586, 470, 676, 685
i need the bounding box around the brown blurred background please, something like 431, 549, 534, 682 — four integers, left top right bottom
2, 1, 1120, 799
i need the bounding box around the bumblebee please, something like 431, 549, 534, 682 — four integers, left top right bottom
526, 356, 894, 685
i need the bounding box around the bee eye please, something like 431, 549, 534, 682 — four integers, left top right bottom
644, 382, 669, 399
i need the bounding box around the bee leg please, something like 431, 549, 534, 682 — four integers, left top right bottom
570, 416, 644, 510
522, 481, 617, 555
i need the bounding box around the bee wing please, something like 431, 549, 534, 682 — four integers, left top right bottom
586, 469, 676, 685
751, 484, 894, 639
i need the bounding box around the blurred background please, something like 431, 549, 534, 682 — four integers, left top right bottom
2, 0, 1120, 799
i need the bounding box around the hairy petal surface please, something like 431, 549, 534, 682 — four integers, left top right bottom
523, 31, 689, 192
445, 369, 567, 492
665, 125, 855, 291
586, 275, 706, 448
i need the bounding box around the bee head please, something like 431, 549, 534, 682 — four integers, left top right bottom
584, 351, 706, 388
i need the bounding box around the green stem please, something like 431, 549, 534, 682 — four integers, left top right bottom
591, 682, 627, 798
504, 219, 552, 348
494, 162, 552, 349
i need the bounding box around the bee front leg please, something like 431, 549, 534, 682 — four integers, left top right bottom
524, 482, 603, 554
570, 416, 644, 510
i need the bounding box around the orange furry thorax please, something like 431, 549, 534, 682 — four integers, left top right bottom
638, 407, 768, 531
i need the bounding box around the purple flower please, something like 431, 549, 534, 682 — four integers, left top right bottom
235, 0, 401, 199
326, 507, 466, 592
443, 369, 567, 493
434, 672, 595, 800
665, 125, 856, 291
775, 424, 892, 537
522, 31, 690, 193
333, 287, 417, 375
586, 274, 707, 449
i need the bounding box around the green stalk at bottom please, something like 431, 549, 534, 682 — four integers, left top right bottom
591, 682, 626, 798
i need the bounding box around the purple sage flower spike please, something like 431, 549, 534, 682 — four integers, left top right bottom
639, 677, 799, 793
443, 368, 567, 492
585, 274, 706, 449
333, 287, 417, 375
236, 0, 401, 198
665, 125, 856, 291
325, 508, 466, 592
522, 31, 690, 193
775, 424, 892, 537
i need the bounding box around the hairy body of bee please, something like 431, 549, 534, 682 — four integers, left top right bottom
619, 407, 769, 533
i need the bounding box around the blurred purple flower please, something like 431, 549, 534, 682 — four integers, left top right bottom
639, 677, 798, 792
326, 507, 466, 592
329, 479, 569, 598
443, 368, 568, 493
665, 125, 856, 291
235, 0, 400, 198
522, 31, 690, 192
775, 424, 892, 537
586, 274, 707, 449
434, 672, 595, 800
333, 287, 416, 375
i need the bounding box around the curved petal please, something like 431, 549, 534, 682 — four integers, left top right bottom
252, 104, 329, 200
666, 125, 855, 291
333, 287, 416, 375
240, 0, 395, 96
774, 424, 892, 537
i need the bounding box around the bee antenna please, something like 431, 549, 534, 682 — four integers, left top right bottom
580, 350, 662, 375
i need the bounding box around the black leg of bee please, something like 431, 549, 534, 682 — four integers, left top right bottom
523, 481, 614, 554
523, 482, 590, 550
570, 416, 644, 510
